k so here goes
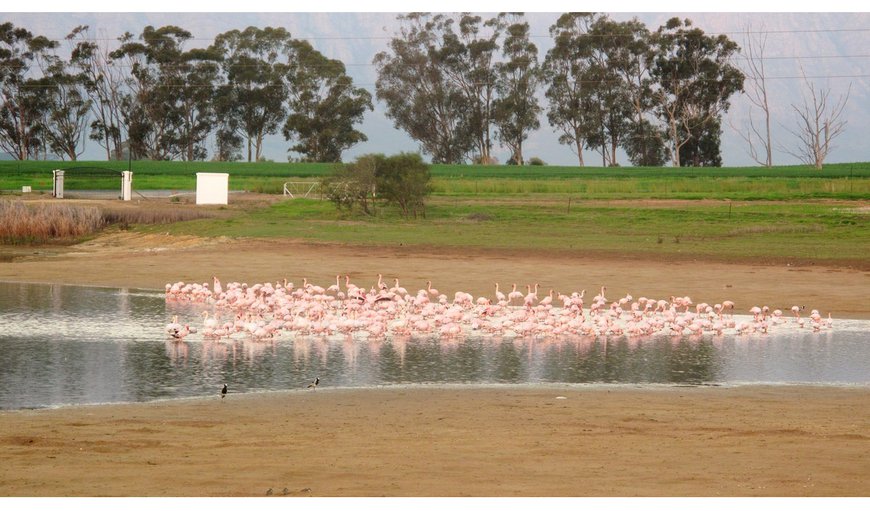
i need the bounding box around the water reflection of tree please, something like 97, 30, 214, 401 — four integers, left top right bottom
123, 341, 185, 401
662, 338, 718, 383
488, 339, 527, 383
535, 335, 719, 384
378, 339, 405, 383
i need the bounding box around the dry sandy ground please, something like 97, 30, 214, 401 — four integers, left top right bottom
1, 231, 869, 319
0, 231, 869, 497
1, 386, 868, 497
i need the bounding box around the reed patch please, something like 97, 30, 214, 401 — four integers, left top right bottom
0, 200, 213, 244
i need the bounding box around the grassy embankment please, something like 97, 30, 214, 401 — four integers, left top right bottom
1, 161, 868, 266
1, 160, 869, 199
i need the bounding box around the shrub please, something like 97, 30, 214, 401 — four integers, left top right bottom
321, 157, 378, 215
528, 157, 546, 166
321, 153, 432, 218
472, 154, 498, 165
376, 152, 432, 219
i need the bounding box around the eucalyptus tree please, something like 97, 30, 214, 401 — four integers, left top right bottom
542, 12, 599, 167
437, 13, 506, 163
0, 22, 57, 160
212, 26, 292, 162
598, 18, 668, 167
649, 17, 744, 167
212, 88, 243, 161
68, 25, 127, 161
282, 39, 372, 162
174, 47, 222, 161
374, 13, 473, 164
110, 25, 219, 161
112, 25, 195, 160
583, 16, 660, 167
492, 14, 541, 166
38, 48, 91, 161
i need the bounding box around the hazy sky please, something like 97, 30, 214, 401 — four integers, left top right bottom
4, 4, 868, 166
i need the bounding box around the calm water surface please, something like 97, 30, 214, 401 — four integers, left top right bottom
1, 282, 868, 410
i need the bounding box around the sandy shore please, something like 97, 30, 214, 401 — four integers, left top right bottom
1, 386, 868, 497
1, 232, 868, 318
1, 232, 869, 497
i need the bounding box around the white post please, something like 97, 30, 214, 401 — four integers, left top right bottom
52, 170, 64, 199
121, 171, 133, 201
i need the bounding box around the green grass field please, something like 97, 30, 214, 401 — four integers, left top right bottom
2, 160, 868, 266
2, 160, 869, 200
139, 197, 870, 266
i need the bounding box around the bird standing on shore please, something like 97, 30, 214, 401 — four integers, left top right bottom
221, 384, 227, 399
307, 377, 319, 390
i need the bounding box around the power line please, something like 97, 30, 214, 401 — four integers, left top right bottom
2, 53, 870, 72
8, 73, 867, 91
18, 26, 870, 44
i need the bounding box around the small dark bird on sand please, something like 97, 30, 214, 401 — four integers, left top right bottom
221, 384, 227, 398
307, 377, 319, 390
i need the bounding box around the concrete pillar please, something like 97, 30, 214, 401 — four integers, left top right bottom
121, 171, 133, 201
52, 170, 64, 199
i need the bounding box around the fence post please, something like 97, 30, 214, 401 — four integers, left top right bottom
52, 170, 64, 199
121, 171, 133, 201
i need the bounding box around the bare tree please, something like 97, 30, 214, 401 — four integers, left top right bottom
69, 26, 129, 161
733, 21, 773, 167
782, 71, 851, 170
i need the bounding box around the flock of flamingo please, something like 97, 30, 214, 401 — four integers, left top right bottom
164, 274, 834, 342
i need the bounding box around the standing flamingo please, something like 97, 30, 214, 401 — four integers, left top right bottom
327, 275, 341, 294
524, 283, 539, 308
539, 289, 554, 307
494, 283, 506, 303
508, 284, 524, 304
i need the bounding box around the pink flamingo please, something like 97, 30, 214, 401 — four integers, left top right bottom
327, 275, 341, 294
594, 286, 607, 304
427, 280, 439, 296
391, 279, 408, 296
508, 284, 524, 304
494, 283, 506, 303
539, 289, 554, 307
791, 305, 804, 321
524, 283, 539, 308
170, 324, 191, 340
750, 306, 762, 322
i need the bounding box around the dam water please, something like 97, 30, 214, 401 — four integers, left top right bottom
1, 282, 868, 410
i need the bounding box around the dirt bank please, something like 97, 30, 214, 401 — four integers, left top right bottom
1, 232, 867, 318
